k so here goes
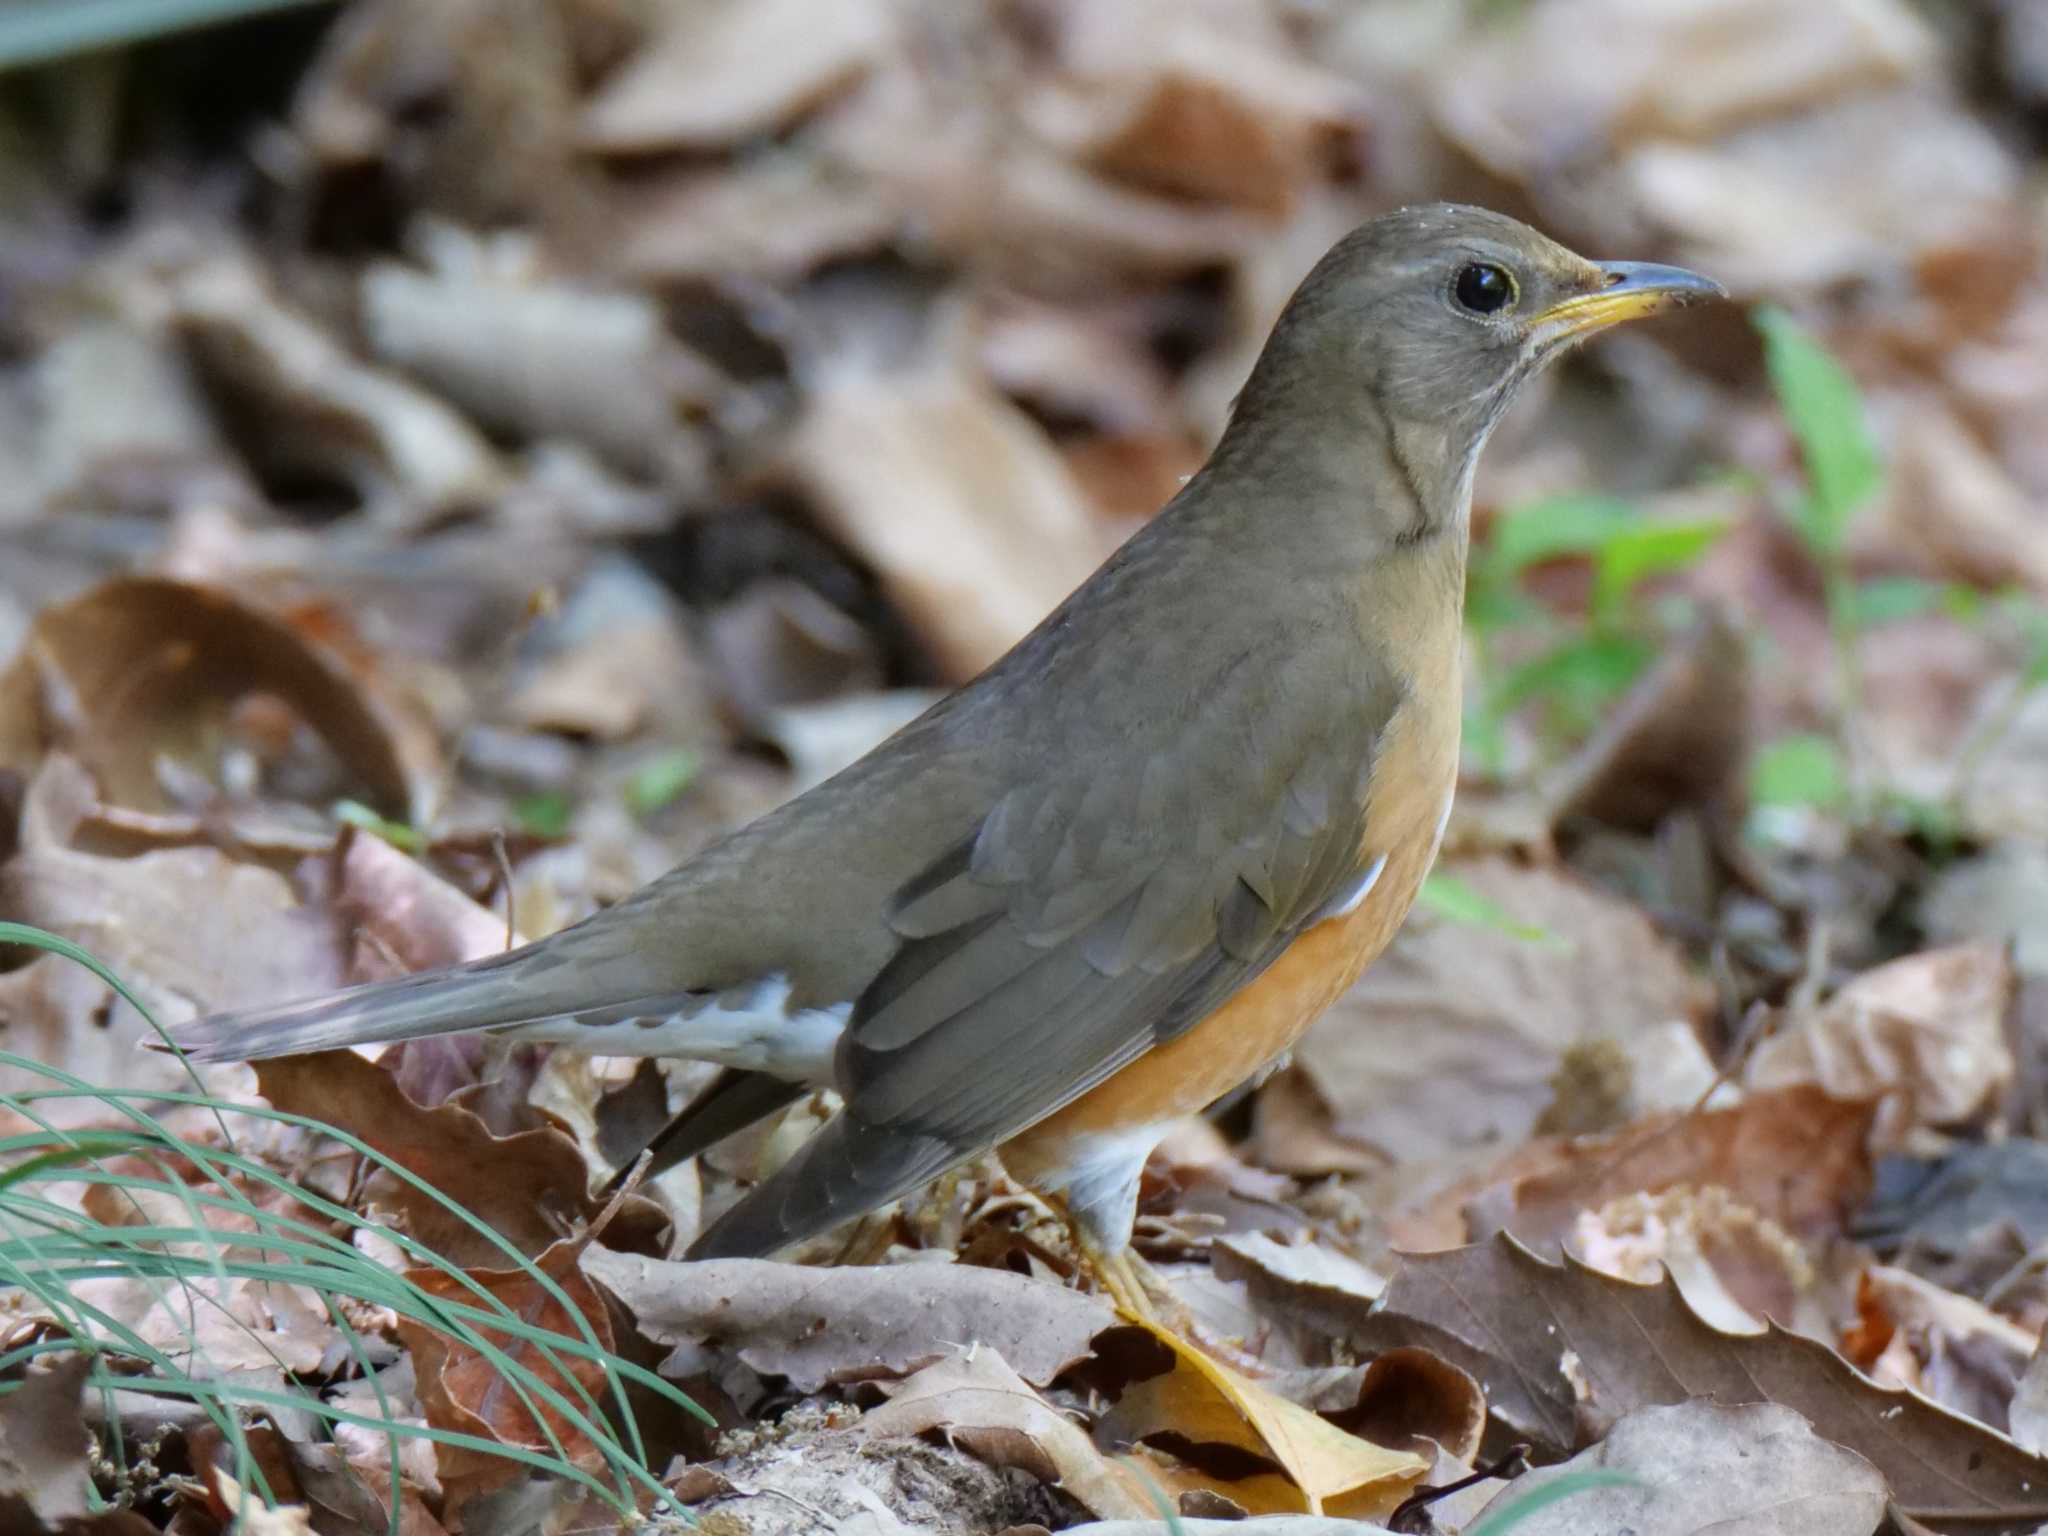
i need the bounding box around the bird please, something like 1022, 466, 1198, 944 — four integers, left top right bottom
174, 205, 1722, 1315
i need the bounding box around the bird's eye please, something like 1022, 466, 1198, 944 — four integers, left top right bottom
1453, 262, 1517, 315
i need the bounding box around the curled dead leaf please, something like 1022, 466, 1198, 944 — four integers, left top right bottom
254, 1051, 665, 1266
1358, 1232, 2048, 1527
1094, 1315, 1427, 1519
0, 577, 435, 823
395, 1238, 619, 1510
856, 1348, 1156, 1521
1747, 942, 2016, 1148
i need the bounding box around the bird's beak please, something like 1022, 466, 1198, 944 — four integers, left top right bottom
1528, 261, 1726, 347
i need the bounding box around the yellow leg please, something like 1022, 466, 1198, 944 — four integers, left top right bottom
1086, 1239, 1160, 1323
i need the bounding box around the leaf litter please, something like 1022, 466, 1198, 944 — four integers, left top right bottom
4, 0, 2048, 1531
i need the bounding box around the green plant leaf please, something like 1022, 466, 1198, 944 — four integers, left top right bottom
514, 792, 573, 839
1490, 632, 1655, 725
623, 749, 701, 818
1843, 576, 1950, 626
1749, 732, 1847, 809
1481, 494, 1634, 582
1466, 1471, 1645, 1535
1590, 517, 1728, 624
1754, 306, 1882, 556
332, 800, 424, 852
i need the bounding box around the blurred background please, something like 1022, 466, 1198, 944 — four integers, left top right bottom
2, 0, 2047, 1239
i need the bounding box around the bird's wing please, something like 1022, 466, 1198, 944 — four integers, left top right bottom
690, 624, 1406, 1256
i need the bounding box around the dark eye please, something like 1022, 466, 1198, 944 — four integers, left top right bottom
1453, 262, 1517, 315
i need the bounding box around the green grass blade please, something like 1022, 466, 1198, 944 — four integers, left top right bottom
0, 0, 334, 71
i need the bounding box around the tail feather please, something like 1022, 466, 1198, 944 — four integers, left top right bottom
685, 1114, 958, 1259
173, 940, 663, 1063
611, 1069, 807, 1190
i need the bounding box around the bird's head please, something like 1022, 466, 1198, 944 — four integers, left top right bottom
1224, 204, 1724, 540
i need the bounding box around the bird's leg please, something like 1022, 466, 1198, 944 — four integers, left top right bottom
1070, 1223, 1160, 1323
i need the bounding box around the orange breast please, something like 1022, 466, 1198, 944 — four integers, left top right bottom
1001, 687, 1457, 1186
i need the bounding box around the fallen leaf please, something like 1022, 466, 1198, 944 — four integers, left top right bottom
1436, 1084, 1877, 1257
1209, 1233, 1388, 1345
1570, 1186, 1820, 1339
1749, 942, 2015, 1148
579, 0, 893, 151
1847, 1265, 2035, 1433
1280, 857, 1707, 1169
583, 1249, 1117, 1391
0, 1354, 95, 1522
763, 690, 942, 796
169, 252, 505, 521
361, 230, 722, 486
1097, 1316, 1428, 1518
1471, 1399, 1887, 1536
611, 154, 899, 285
760, 350, 1115, 680
2011, 1336, 2048, 1456
31, 319, 241, 514
0, 576, 435, 822
1327, 1347, 1487, 1465
205, 1466, 317, 1536
1021, 0, 1361, 215
1357, 1233, 2048, 1527
0, 757, 346, 1110
855, 1347, 1155, 1521
254, 1051, 665, 1266
396, 1238, 617, 1508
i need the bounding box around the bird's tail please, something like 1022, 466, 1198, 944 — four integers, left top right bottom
685, 1112, 958, 1259
172, 933, 662, 1063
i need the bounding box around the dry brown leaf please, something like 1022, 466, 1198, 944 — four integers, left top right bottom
821, 71, 1259, 285
763, 690, 941, 796
1357, 1233, 2048, 1528
1846, 1265, 2036, 1433
579, 0, 892, 151
2011, 1336, 2048, 1457
287, 0, 593, 229
584, 1249, 1115, 1391
395, 1238, 616, 1508
761, 351, 1115, 680
31, 320, 239, 513
1021, 0, 1360, 215
1472, 1399, 1888, 1536
254, 1051, 665, 1266
0, 758, 346, 1111
0, 577, 435, 822
206, 1467, 317, 1536
1433, 1084, 1877, 1256
1569, 1187, 1821, 1339
1748, 943, 2015, 1148
168, 253, 504, 519
1209, 1234, 1387, 1342
611, 152, 899, 285
361, 231, 721, 485
1278, 857, 1707, 1169
1339, 1348, 1486, 1465
0, 1355, 95, 1522
1436, 0, 1936, 166
1097, 1316, 1427, 1519
326, 829, 519, 979
1877, 403, 2048, 605
855, 1347, 1155, 1521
